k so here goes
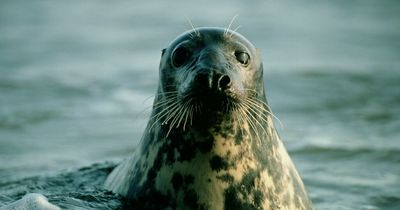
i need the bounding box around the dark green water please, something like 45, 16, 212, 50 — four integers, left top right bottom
1, 0, 399, 209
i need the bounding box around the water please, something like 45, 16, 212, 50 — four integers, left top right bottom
1, 0, 399, 209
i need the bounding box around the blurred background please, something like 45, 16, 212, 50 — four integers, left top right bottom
0, 0, 399, 209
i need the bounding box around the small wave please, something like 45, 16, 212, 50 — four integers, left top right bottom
371, 195, 400, 210
0, 162, 121, 209
0, 110, 58, 130
291, 145, 400, 162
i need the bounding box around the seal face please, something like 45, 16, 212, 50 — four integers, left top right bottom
105, 27, 314, 210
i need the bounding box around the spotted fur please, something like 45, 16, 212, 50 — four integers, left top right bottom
105, 27, 313, 210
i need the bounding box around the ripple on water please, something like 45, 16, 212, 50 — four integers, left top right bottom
371, 195, 400, 210
0, 162, 122, 209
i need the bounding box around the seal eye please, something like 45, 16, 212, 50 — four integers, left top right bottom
234, 51, 250, 66
172, 47, 191, 68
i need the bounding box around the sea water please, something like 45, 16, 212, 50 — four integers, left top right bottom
0, 0, 399, 209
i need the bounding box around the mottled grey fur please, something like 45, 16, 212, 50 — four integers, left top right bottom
105, 27, 313, 210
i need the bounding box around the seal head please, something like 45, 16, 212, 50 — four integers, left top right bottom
105, 27, 314, 210
159, 27, 262, 126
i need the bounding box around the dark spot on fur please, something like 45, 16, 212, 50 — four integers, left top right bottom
127, 190, 175, 210
253, 190, 265, 208
223, 170, 265, 210
226, 150, 231, 156
198, 137, 214, 153
216, 173, 234, 183
224, 187, 245, 210
183, 189, 200, 209
171, 172, 183, 191
210, 117, 236, 139
184, 175, 194, 184
209, 155, 229, 172
235, 127, 244, 144
241, 171, 257, 192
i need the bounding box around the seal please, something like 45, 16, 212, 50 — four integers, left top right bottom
104, 27, 314, 210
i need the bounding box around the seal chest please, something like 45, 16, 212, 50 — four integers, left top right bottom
105, 27, 314, 210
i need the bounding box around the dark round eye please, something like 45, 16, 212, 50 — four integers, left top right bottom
234, 51, 250, 66
172, 47, 191, 68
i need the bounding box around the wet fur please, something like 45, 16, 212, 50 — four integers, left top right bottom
105, 27, 313, 210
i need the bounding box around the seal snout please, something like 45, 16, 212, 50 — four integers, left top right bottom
193, 70, 232, 92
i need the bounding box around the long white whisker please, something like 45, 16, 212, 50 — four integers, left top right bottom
225, 14, 239, 36
244, 99, 272, 124
247, 97, 284, 128
183, 102, 192, 131
233, 104, 245, 139
232, 25, 241, 34
241, 101, 270, 138
163, 102, 184, 125
148, 100, 180, 132
186, 17, 199, 36
176, 100, 191, 129
166, 104, 186, 137
238, 103, 261, 144
138, 91, 179, 116
151, 100, 179, 121
166, 106, 184, 137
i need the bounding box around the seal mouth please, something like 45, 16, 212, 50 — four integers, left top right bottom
151, 88, 277, 137
179, 82, 241, 113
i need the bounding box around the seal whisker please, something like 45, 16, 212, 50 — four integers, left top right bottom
166, 99, 191, 131
163, 101, 183, 125
156, 90, 180, 95
152, 95, 176, 107
243, 105, 264, 144
138, 93, 176, 115
225, 14, 239, 36
186, 17, 200, 37
241, 101, 270, 137
247, 97, 284, 128
232, 103, 245, 139
239, 104, 258, 144
148, 100, 180, 131
150, 103, 175, 121
242, 91, 273, 111
238, 103, 262, 144
232, 25, 242, 35
148, 90, 179, 102
183, 102, 191, 127
186, 17, 196, 38
242, 99, 272, 124
165, 104, 186, 136
243, 95, 278, 121
166, 103, 186, 136
152, 98, 178, 111
175, 100, 191, 129
150, 94, 178, 109
161, 90, 180, 95
182, 101, 192, 131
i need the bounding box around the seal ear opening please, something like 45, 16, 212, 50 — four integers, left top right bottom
161, 48, 166, 57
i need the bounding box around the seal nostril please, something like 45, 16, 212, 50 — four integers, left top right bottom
218, 75, 231, 90
195, 72, 212, 89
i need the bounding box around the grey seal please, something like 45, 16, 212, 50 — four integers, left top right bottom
105, 27, 314, 210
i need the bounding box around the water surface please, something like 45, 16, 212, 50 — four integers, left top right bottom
1, 0, 399, 209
